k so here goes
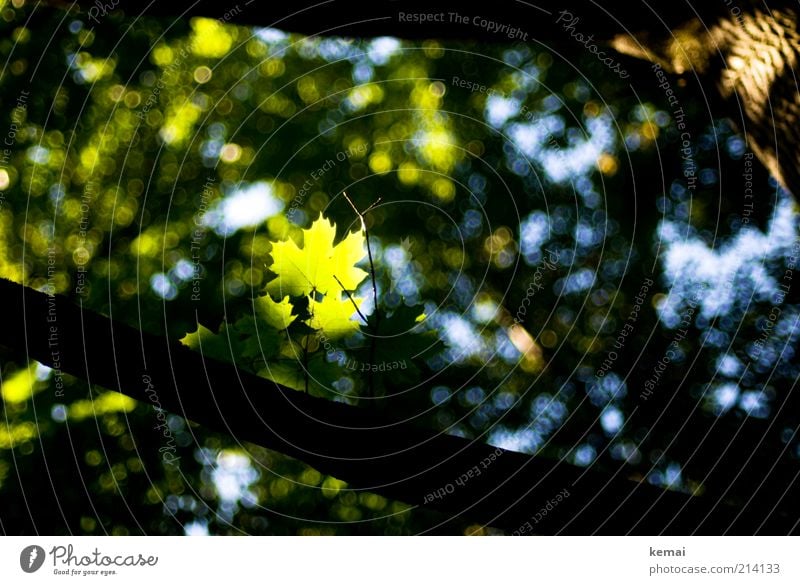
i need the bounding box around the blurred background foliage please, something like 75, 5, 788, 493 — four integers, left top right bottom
0, 0, 798, 534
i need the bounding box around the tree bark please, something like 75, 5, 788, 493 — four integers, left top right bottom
1, 278, 796, 533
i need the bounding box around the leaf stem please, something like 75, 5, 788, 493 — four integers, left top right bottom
343, 192, 381, 399
303, 289, 317, 394
333, 275, 369, 325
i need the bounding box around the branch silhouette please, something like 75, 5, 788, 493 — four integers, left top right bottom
2, 278, 795, 533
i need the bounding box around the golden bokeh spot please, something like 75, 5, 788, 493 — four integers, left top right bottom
259, 58, 285, 78
85, 450, 103, 466
69, 392, 137, 420
296, 76, 319, 104
190, 18, 235, 58
598, 153, 618, 176
668, 23, 711, 74
444, 247, 465, 268
359, 493, 387, 510
300, 468, 322, 486
368, 151, 392, 175
417, 128, 458, 173
428, 178, 454, 202
79, 144, 100, 169
73, 52, 116, 82
583, 101, 601, 118
429, 80, 446, 97
123, 91, 141, 109
0, 363, 39, 403
398, 161, 420, 185
72, 246, 90, 266
0, 422, 37, 449
108, 84, 125, 102
267, 215, 290, 239
220, 143, 242, 163
509, 324, 544, 373
246, 38, 268, 58
114, 205, 135, 227
151, 44, 174, 67
269, 478, 291, 499
347, 83, 384, 110
321, 476, 347, 498
641, 120, 659, 141
130, 232, 159, 257
159, 102, 202, 146
193, 65, 212, 84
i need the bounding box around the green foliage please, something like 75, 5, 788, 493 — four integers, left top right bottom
266, 215, 368, 297
2, 0, 795, 536
181, 213, 439, 397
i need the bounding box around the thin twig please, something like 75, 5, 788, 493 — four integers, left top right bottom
333, 274, 369, 325
363, 198, 382, 214
303, 289, 317, 394
343, 192, 381, 305
342, 191, 381, 398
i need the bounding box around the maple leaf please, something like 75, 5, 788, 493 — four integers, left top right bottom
254, 294, 296, 330
180, 323, 224, 354
266, 215, 368, 296
309, 294, 365, 339
259, 354, 342, 394
180, 320, 280, 365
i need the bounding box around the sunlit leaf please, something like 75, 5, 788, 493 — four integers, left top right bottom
180, 323, 224, 354
180, 320, 281, 366
254, 294, 296, 330
266, 215, 368, 296
310, 294, 365, 339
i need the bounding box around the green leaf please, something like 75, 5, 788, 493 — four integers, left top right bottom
254, 294, 296, 330
259, 354, 342, 394
179, 324, 232, 361
229, 316, 282, 362
266, 214, 368, 297
309, 294, 365, 340
356, 304, 443, 387
180, 319, 282, 368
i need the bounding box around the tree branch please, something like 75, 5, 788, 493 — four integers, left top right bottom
1, 278, 794, 533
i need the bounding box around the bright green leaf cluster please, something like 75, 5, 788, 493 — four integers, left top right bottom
180, 212, 438, 398
180, 214, 369, 394
265, 214, 368, 339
